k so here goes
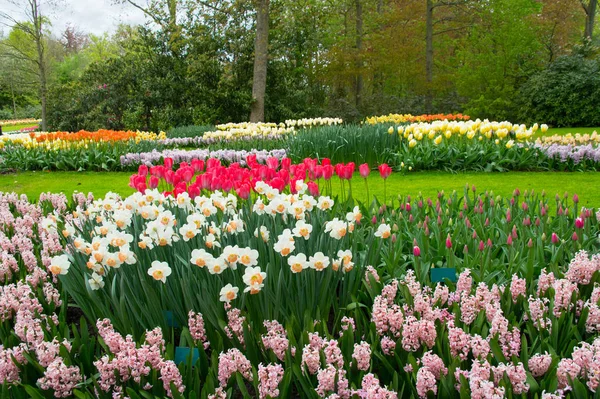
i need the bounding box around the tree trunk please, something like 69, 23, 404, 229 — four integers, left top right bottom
584, 0, 597, 39
355, 0, 363, 110
10, 71, 17, 119
250, 0, 269, 123
425, 0, 434, 113
31, 0, 47, 131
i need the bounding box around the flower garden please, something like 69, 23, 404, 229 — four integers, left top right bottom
1, 115, 600, 398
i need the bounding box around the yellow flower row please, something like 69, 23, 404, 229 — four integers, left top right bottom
365, 113, 470, 124
0, 118, 41, 127
535, 131, 599, 146
387, 120, 545, 148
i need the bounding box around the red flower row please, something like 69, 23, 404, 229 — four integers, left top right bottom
129, 155, 393, 199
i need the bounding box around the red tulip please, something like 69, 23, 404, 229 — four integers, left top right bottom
321, 158, 331, 166
149, 176, 159, 189
235, 183, 251, 199
138, 165, 148, 177
322, 165, 334, 180
199, 173, 212, 190
266, 157, 279, 170
359, 163, 370, 178
307, 181, 319, 196
165, 170, 175, 185
281, 157, 291, 170
314, 165, 323, 179
188, 184, 200, 199
270, 177, 285, 192
164, 157, 173, 169
221, 179, 233, 193
191, 159, 205, 172
378, 163, 392, 179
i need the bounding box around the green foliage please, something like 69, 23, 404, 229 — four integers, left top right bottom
167, 125, 214, 138
517, 54, 600, 127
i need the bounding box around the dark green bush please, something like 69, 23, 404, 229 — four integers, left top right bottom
517, 54, 600, 127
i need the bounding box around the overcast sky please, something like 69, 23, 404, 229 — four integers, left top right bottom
0, 0, 147, 36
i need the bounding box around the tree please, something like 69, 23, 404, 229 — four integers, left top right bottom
250, 0, 270, 122
580, 0, 598, 40
0, 0, 52, 130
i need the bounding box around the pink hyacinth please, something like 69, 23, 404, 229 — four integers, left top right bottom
529, 352, 553, 378
262, 320, 290, 361
380, 336, 396, 356
421, 351, 447, 379
355, 373, 398, 399
217, 348, 252, 386
448, 325, 470, 361
341, 316, 356, 332
38, 358, 82, 398
188, 310, 210, 349
565, 250, 600, 285
510, 275, 527, 303
224, 305, 246, 347
257, 363, 284, 399
556, 358, 581, 388
416, 367, 437, 398
352, 341, 372, 371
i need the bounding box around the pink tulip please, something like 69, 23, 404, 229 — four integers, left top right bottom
551, 232, 559, 245
359, 163, 370, 178
478, 240, 485, 251
413, 246, 421, 257
445, 234, 452, 249
572, 231, 578, 241
576, 217, 584, 229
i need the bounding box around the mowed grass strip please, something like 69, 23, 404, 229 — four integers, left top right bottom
1, 123, 38, 133
1, 170, 599, 209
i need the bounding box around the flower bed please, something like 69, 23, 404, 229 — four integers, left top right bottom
120, 148, 287, 167
0, 181, 599, 397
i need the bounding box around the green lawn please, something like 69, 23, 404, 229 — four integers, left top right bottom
1, 171, 599, 209
538, 126, 599, 138
2, 123, 38, 133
